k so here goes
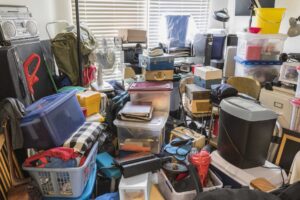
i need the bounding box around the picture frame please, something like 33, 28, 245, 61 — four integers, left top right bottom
275, 128, 300, 172
279, 62, 300, 84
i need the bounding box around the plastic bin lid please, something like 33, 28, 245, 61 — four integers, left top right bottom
237, 32, 288, 40
234, 56, 282, 66
128, 81, 173, 92
220, 97, 277, 122
22, 90, 77, 121
113, 111, 168, 130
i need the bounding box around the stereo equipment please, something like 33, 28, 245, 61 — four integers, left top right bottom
0, 5, 39, 45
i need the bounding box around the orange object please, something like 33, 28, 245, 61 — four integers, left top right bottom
120, 144, 151, 152
23, 53, 40, 95
189, 150, 211, 186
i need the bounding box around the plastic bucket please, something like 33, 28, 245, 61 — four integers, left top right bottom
255, 8, 286, 34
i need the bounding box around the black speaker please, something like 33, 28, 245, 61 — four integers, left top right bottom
0, 39, 56, 105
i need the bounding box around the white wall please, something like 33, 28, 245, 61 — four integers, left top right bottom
0, 0, 73, 40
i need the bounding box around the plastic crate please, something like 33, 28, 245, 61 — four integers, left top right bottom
23, 142, 98, 198
21, 90, 85, 149
157, 169, 223, 200
234, 56, 282, 84
114, 112, 168, 154
237, 32, 287, 61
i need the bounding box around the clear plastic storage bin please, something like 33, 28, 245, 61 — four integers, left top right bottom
237, 33, 287, 61
128, 82, 173, 112
157, 169, 223, 200
114, 112, 168, 154
297, 67, 300, 98
23, 142, 98, 198
234, 57, 282, 84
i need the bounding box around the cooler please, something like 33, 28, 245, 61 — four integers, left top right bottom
114, 112, 168, 154
234, 56, 282, 84
21, 90, 85, 149
210, 151, 287, 189
218, 97, 277, 169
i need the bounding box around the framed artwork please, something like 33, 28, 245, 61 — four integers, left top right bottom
235, 0, 275, 16
275, 129, 300, 172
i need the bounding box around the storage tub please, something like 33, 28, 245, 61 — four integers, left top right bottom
77, 91, 101, 117
237, 32, 287, 61
157, 169, 223, 200
210, 151, 287, 189
114, 112, 168, 154
234, 56, 282, 84
23, 142, 98, 198
297, 66, 300, 98
128, 82, 173, 112
21, 90, 85, 149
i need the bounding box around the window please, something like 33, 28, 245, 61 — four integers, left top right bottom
72, 0, 147, 81
148, 0, 210, 48
72, 0, 210, 80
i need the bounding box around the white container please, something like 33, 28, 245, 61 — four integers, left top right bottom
290, 98, 300, 132
237, 33, 287, 61
210, 151, 287, 188
235, 58, 281, 84
114, 112, 168, 154
296, 67, 300, 98
194, 66, 222, 80
119, 173, 151, 200
157, 169, 223, 200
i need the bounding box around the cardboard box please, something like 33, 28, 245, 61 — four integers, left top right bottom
119, 29, 147, 43
194, 66, 222, 80
185, 84, 210, 100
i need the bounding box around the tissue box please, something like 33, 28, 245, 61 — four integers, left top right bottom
194, 66, 222, 80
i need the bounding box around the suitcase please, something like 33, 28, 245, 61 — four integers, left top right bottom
194, 76, 222, 89
185, 84, 210, 100
143, 69, 173, 81
139, 54, 174, 71
259, 87, 295, 128
170, 126, 206, 149
0, 39, 56, 105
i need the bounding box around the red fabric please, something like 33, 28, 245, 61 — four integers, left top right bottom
23, 53, 40, 95
24, 147, 79, 167
83, 65, 97, 86
189, 150, 211, 187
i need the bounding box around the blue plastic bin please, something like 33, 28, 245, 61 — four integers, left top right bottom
21, 90, 85, 149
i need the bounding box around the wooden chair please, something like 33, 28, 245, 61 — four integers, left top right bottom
227, 76, 261, 100
0, 120, 29, 200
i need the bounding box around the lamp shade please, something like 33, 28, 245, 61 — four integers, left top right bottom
288, 17, 300, 37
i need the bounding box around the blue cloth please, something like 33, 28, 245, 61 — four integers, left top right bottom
166, 15, 189, 48
96, 192, 119, 200
45, 157, 77, 168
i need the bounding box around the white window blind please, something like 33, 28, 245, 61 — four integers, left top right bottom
71, 0, 147, 81
71, 0, 210, 80
148, 0, 210, 48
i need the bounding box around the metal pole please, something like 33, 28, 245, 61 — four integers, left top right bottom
75, 0, 83, 86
